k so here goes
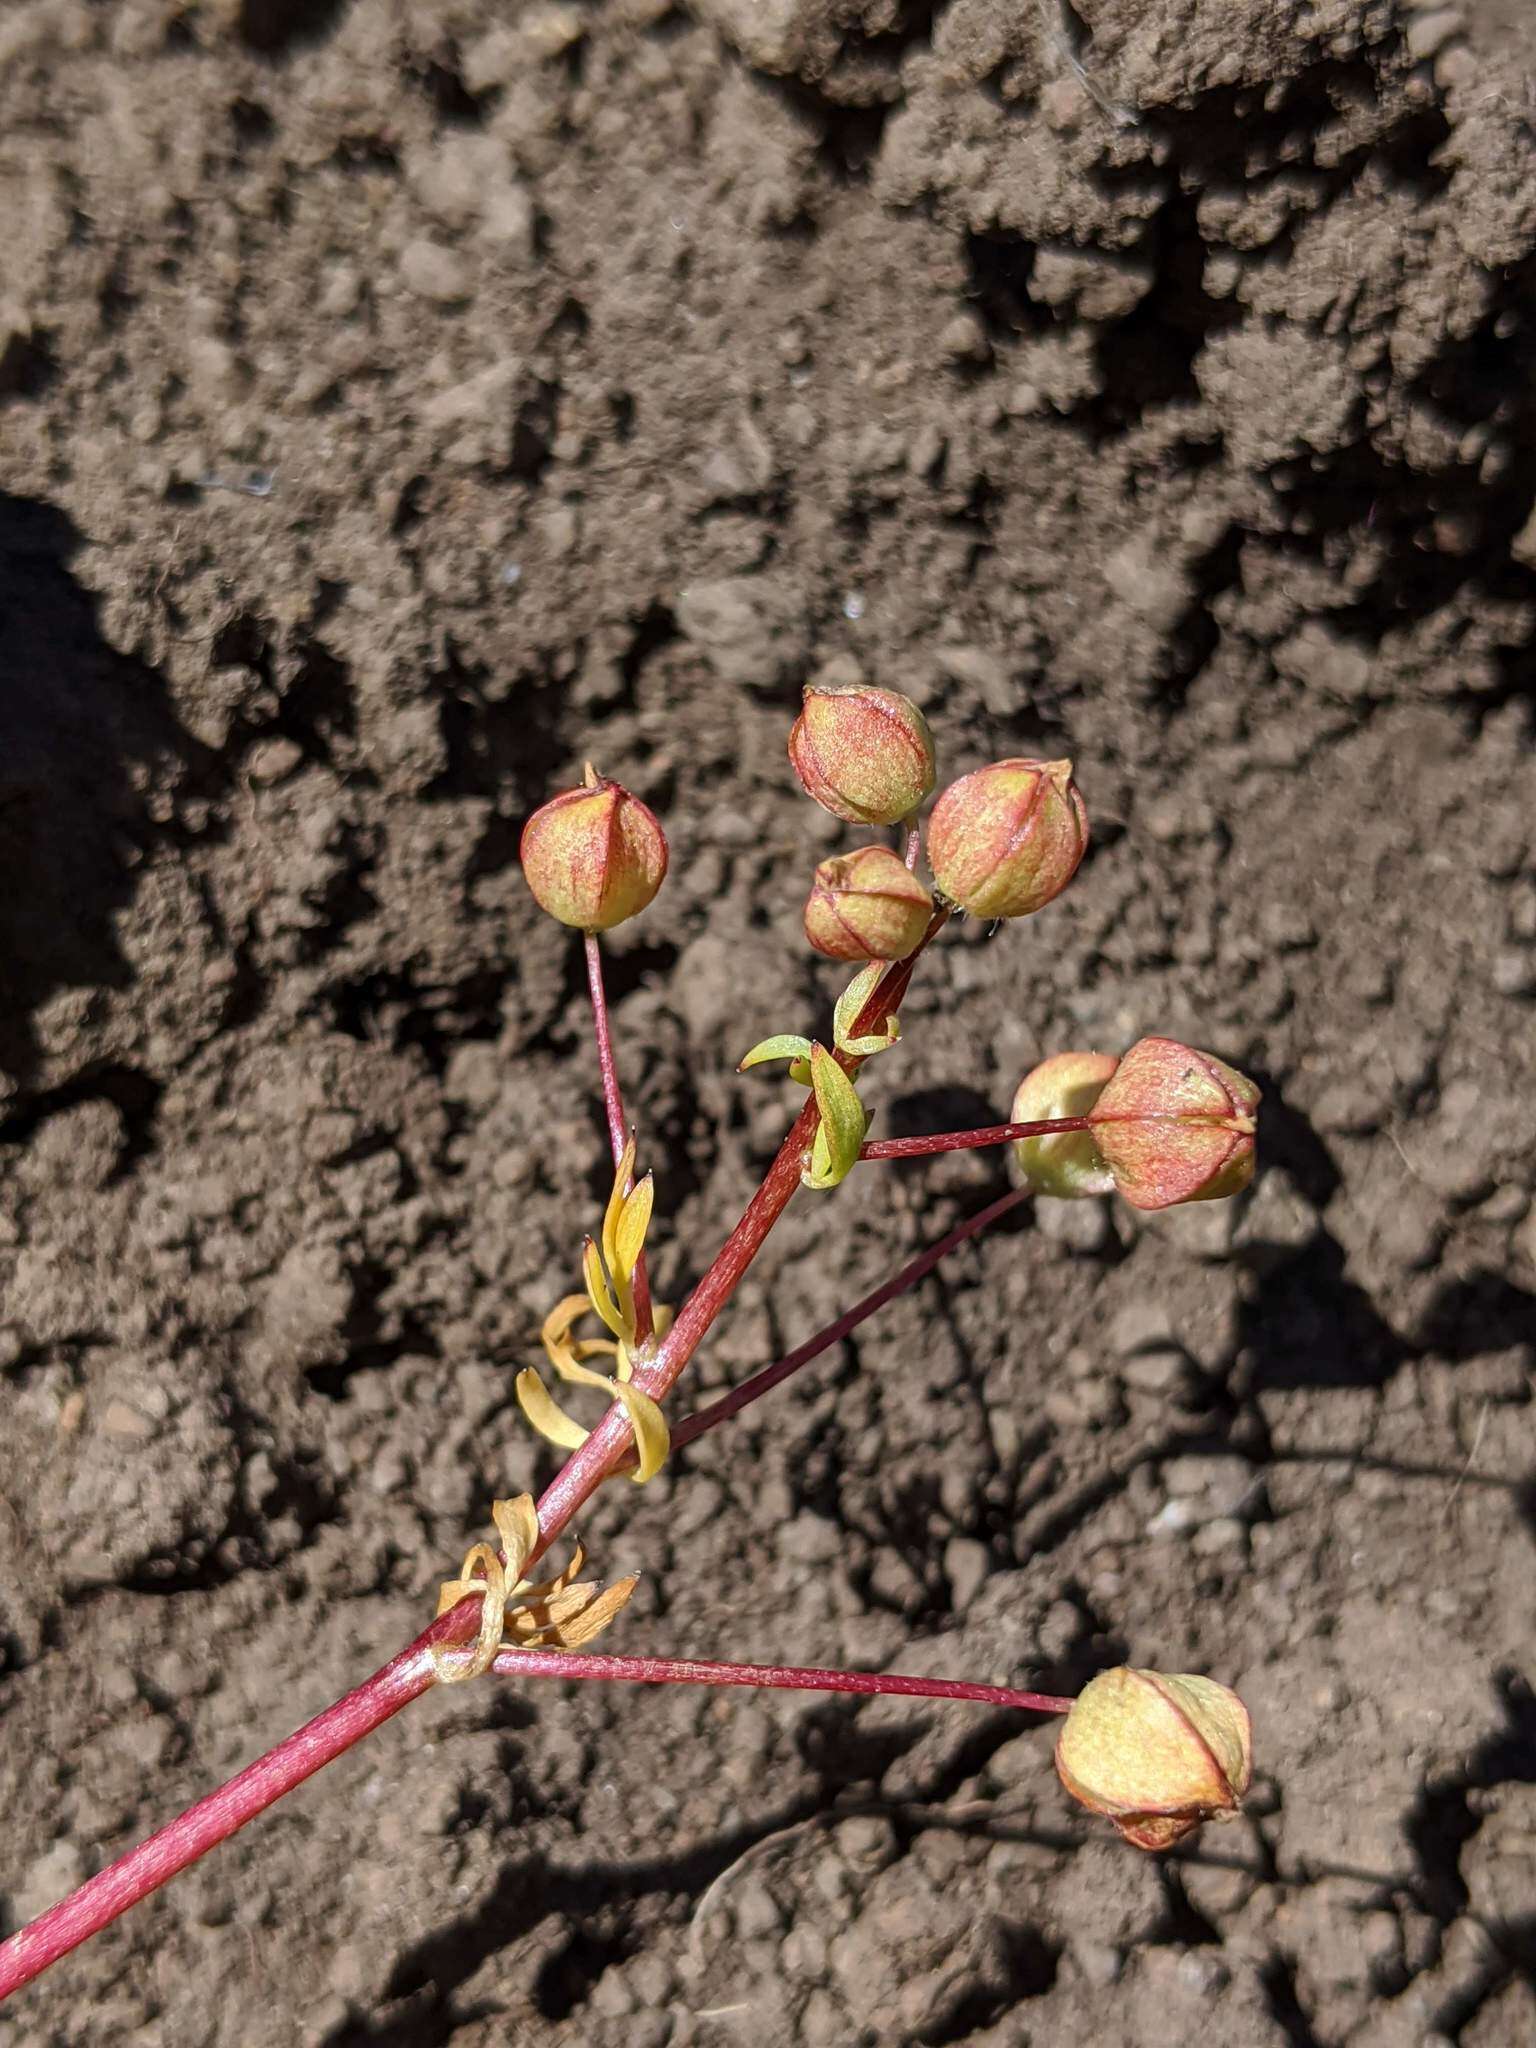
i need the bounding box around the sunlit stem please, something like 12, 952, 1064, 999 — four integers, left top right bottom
485, 1645, 1075, 1716
584, 929, 653, 1344
657, 1185, 1030, 1461
0, 913, 967, 1999
859, 1114, 1092, 1162
532, 908, 952, 1562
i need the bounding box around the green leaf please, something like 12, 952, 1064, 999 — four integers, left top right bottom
840, 1019, 902, 1059
802, 1044, 868, 1190
738, 1033, 815, 1075
833, 964, 900, 1058
833, 965, 881, 1050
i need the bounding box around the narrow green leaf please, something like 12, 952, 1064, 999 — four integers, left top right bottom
840, 1018, 903, 1059
738, 1033, 815, 1074
833, 964, 900, 1058
833, 965, 882, 1051
803, 1044, 868, 1190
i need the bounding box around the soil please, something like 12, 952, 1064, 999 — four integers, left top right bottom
2, 0, 1536, 2043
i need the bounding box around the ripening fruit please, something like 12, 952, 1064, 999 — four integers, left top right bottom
788, 684, 936, 827
520, 772, 668, 931
803, 845, 934, 962
1011, 1052, 1118, 1199
1055, 1667, 1253, 1852
927, 758, 1088, 919
1087, 1037, 1259, 1210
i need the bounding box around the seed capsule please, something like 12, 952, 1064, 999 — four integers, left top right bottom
1087, 1037, 1259, 1210
1011, 1052, 1118, 1199
803, 845, 934, 962
1055, 1667, 1253, 1852
520, 771, 668, 931
788, 684, 936, 827
927, 758, 1088, 919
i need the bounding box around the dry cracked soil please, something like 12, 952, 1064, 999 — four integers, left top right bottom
2, 0, 1536, 2043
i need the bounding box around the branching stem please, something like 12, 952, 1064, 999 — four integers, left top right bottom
665, 1185, 1029, 1458
0, 912, 961, 2000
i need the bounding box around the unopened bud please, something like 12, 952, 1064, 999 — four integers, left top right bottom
803, 845, 934, 962
520, 771, 668, 931
788, 684, 936, 826
1087, 1037, 1259, 1211
1055, 1667, 1253, 1852
927, 758, 1088, 919
1012, 1052, 1118, 1198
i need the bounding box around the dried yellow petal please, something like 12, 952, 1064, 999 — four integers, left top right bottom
611, 1380, 669, 1483
601, 1135, 638, 1274
583, 1237, 625, 1337
515, 1368, 591, 1452
615, 1173, 654, 1281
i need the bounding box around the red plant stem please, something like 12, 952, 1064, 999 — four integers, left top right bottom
0, 915, 955, 2001
665, 1184, 1030, 1457
860, 1115, 1092, 1161
484, 1646, 1075, 1717
0, 1626, 445, 2002
584, 930, 653, 1344
529, 910, 948, 1567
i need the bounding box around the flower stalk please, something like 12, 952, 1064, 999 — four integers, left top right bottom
859, 1116, 1093, 1162
0, 700, 1264, 2002
584, 930, 653, 1342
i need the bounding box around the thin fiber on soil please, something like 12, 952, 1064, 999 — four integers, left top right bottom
1, 0, 1535, 2043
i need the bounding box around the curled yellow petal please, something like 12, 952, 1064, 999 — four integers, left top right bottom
433, 1489, 638, 1683
491, 1494, 540, 1582
542, 1292, 594, 1373
601, 1136, 637, 1271
612, 1381, 670, 1483
583, 1237, 625, 1337
547, 1573, 641, 1647
436, 1541, 498, 1622
551, 1348, 624, 1395
516, 1534, 587, 1604
515, 1368, 591, 1451
503, 1572, 640, 1650
615, 1173, 654, 1281
434, 1534, 510, 1682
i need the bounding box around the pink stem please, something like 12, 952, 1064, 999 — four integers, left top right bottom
0, 1621, 453, 2002
0, 915, 956, 2000
665, 1185, 1029, 1456
530, 911, 949, 1564
860, 1115, 1091, 1161
584, 930, 653, 1343
485, 1646, 1074, 1716
901, 819, 921, 871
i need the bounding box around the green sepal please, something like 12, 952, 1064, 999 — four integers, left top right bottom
738, 1033, 815, 1077
802, 1044, 868, 1190
833, 964, 900, 1060
840, 1023, 902, 1059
